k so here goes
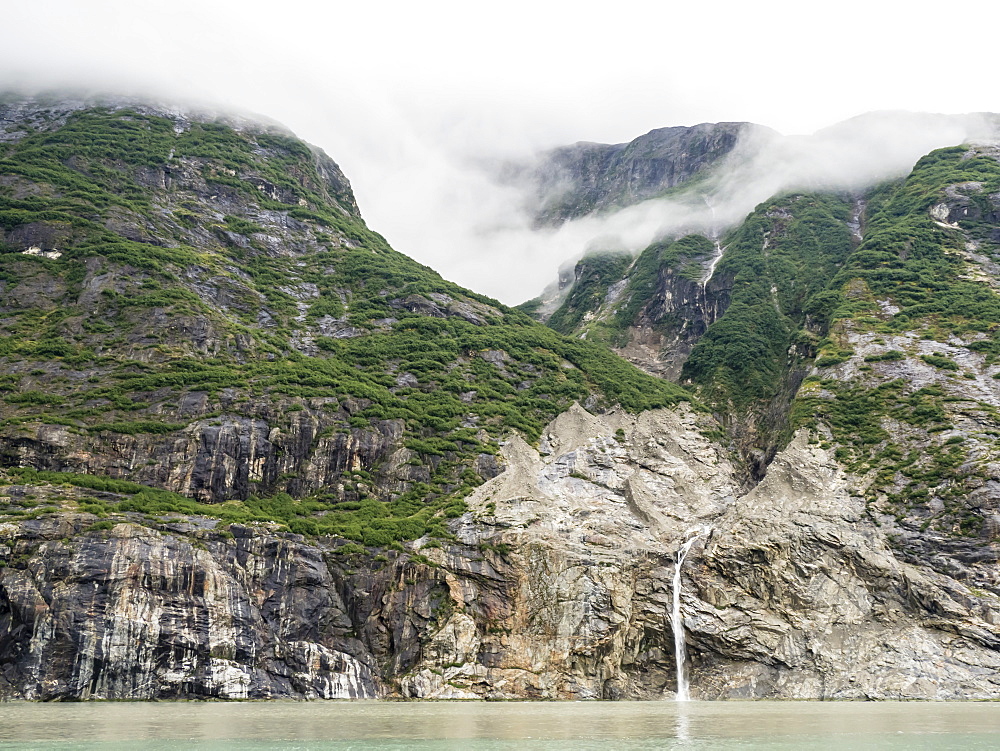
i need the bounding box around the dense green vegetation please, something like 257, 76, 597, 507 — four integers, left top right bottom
544, 234, 714, 347
0, 468, 458, 544
0, 103, 690, 543
829, 147, 1000, 344
781, 146, 1000, 536
542, 195, 856, 410
682, 194, 854, 408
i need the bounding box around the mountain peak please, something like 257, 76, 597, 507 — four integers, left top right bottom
505, 120, 776, 226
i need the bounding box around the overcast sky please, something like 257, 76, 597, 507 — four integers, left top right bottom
4, 1, 1000, 302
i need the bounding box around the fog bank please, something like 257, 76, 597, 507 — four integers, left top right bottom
393, 111, 999, 304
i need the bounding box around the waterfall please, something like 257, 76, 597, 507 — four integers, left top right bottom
671, 527, 708, 701
700, 196, 725, 289
700, 240, 725, 290
702, 195, 718, 237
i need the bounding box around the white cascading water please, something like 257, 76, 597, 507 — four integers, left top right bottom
700, 240, 725, 289
671, 527, 709, 701
699, 196, 726, 289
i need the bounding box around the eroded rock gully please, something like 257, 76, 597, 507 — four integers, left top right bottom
2, 404, 999, 700
614, 264, 733, 382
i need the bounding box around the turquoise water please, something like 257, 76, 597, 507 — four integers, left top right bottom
0, 701, 998, 749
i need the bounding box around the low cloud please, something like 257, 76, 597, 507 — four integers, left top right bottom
385, 111, 1000, 305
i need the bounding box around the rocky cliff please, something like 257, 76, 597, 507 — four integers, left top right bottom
3, 403, 998, 699
504, 122, 772, 226
543, 236, 734, 381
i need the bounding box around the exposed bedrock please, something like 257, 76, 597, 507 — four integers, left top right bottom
5, 404, 997, 700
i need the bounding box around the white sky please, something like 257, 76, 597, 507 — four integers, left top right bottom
4, 0, 1000, 302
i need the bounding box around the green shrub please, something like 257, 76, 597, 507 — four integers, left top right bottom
864, 350, 905, 362
920, 354, 960, 371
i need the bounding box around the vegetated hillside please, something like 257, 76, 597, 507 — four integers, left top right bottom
537, 143, 1000, 541
534, 192, 856, 471
0, 94, 688, 545
503, 122, 771, 226
792, 145, 1000, 540
684, 145, 1000, 538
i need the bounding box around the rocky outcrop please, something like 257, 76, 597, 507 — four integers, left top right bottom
0, 515, 378, 699
433, 405, 1000, 700
507, 122, 775, 226
8, 403, 995, 700
2, 409, 411, 503
693, 434, 1000, 699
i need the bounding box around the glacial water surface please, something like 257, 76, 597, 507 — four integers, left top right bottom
0, 701, 998, 750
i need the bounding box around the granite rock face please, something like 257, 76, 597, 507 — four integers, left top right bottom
402, 405, 1000, 700
0, 516, 378, 699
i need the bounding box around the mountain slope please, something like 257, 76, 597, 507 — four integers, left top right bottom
536, 191, 855, 472
534, 137, 1000, 540
792, 145, 1000, 540
0, 94, 688, 544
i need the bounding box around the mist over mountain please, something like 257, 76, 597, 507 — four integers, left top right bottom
500, 122, 771, 226
489, 111, 1000, 306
